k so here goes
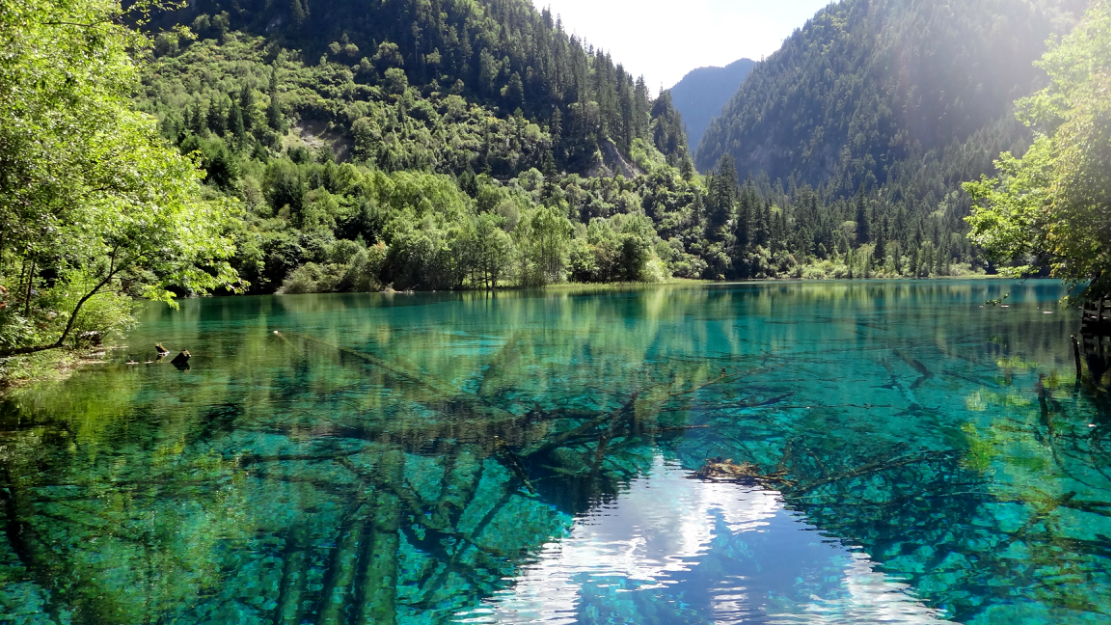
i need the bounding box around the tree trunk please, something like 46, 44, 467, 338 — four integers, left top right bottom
22, 258, 34, 317
0, 255, 122, 358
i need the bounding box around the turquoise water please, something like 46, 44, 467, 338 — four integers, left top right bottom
0, 280, 1107, 624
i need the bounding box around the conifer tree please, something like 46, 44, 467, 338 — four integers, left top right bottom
266, 70, 284, 132
755, 200, 770, 248
290, 0, 306, 29
874, 216, 888, 268
706, 154, 737, 236
207, 96, 226, 135
854, 192, 869, 245
227, 97, 245, 141
187, 101, 206, 136
239, 84, 255, 131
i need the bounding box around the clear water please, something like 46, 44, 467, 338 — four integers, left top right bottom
0, 280, 1107, 625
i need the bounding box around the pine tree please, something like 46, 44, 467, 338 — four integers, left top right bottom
706, 154, 737, 236
679, 155, 694, 180
854, 191, 869, 245
874, 216, 888, 269
541, 150, 557, 179
755, 200, 770, 248
187, 100, 206, 136
227, 97, 245, 141
290, 0, 306, 29
734, 184, 755, 249
206, 96, 226, 135
239, 84, 255, 131
502, 71, 524, 108
266, 70, 284, 132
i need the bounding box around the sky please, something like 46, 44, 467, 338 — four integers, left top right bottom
529, 0, 835, 92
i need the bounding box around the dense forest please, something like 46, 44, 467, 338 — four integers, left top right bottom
134, 0, 708, 295
696, 0, 1088, 280
0, 0, 1105, 372
130, 0, 1083, 297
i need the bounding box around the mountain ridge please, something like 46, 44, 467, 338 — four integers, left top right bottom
668, 57, 756, 157
695, 0, 1084, 193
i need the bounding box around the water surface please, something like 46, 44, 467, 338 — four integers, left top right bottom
0, 280, 1107, 624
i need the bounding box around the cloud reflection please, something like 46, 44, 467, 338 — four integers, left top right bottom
461, 456, 951, 625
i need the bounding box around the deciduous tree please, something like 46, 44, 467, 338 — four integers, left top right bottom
964, 0, 1110, 298
0, 0, 240, 356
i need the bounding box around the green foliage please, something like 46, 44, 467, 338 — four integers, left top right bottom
570, 214, 664, 283
694, 0, 1085, 280
278, 240, 387, 294
964, 0, 1110, 298
119, 0, 1081, 299
517, 206, 573, 286
130, 20, 715, 292
0, 0, 240, 359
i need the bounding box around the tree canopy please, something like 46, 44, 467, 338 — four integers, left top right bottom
964, 0, 1110, 298
0, 0, 240, 357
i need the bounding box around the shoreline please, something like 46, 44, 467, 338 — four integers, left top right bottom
0, 276, 1062, 394
0, 346, 120, 394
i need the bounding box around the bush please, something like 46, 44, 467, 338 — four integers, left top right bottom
278, 263, 336, 294
278, 240, 387, 293
801, 265, 828, 280
0, 272, 136, 355
340, 243, 387, 291
642, 256, 670, 283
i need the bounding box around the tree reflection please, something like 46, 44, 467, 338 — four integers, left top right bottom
0, 280, 1106, 624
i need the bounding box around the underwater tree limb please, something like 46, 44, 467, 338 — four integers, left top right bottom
789, 450, 958, 495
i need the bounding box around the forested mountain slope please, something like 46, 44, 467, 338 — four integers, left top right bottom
128, 0, 1088, 296
669, 58, 755, 155
147, 0, 694, 174
696, 0, 1083, 192
134, 0, 711, 294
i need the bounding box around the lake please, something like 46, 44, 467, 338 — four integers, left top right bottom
0, 280, 1107, 625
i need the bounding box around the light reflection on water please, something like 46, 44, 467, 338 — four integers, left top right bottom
467, 456, 949, 625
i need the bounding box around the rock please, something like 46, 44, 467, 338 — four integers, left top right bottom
171, 350, 191, 369
695, 457, 765, 481
695, 457, 790, 490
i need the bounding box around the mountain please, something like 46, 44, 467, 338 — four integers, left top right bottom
129, 0, 1088, 293
146, 0, 698, 174
669, 58, 756, 155
696, 0, 1084, 192
134, 0, 710, 293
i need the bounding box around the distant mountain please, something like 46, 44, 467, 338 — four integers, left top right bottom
668, 58, 756, 156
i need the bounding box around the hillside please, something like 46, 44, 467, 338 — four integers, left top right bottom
128, 0, 1087, 292
133, 0, 714, 294
696, 0, 1083, 192
669, 58, 756, 155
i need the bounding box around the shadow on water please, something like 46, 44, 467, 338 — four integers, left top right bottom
0, 280, 1107, 624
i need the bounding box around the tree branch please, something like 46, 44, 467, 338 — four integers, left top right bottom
39, 20, 112, 29
0, 247, 128, 358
